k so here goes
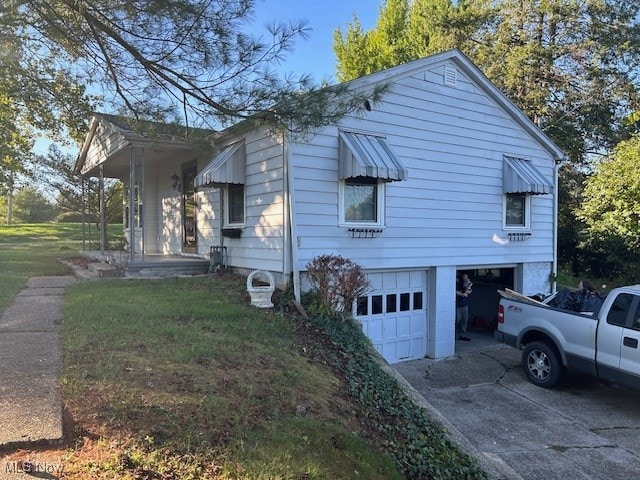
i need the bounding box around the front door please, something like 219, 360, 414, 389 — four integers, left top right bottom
182, 166, 197, 251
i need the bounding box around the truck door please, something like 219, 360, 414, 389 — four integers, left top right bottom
618, 295, 640, 390
596, 293, 634, 383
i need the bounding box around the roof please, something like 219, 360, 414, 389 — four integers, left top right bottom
75, 113, 216, 175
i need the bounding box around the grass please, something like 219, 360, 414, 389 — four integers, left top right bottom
0, 223, 121, 311
60, 275, 403, 479
0, 223, 486, 479
0, 223, 80, 310
556, 270, 624, 293
0, 223, 404, 479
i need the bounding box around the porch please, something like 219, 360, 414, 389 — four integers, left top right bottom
80, 251, 212, 278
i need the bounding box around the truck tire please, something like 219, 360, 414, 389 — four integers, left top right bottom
522, 341, 566, 388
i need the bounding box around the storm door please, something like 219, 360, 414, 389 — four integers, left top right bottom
182, 166, 197, 251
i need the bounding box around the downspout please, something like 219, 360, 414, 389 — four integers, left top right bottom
282, 134, 289, 282
81, 177, 86, 251
285, 135, 301, 302
552, 158, 563, 294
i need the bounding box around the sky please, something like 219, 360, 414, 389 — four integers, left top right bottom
251, 0, 380, 82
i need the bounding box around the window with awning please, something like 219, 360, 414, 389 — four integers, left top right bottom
195, 140, 245, 187
339, 131, 407, 182
503, 156, 552, 195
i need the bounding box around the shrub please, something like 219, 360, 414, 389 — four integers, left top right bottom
305, 254, 370, 321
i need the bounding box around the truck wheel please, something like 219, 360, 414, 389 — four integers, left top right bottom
522, 341, 566, 388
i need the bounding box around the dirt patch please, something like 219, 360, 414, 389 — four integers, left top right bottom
61, 256, 96, 269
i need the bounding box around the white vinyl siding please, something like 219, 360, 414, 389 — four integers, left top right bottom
291, 63, 556, 271
218, 128, 286, 274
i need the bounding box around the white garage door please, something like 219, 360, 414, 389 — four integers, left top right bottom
355, 270, 427, 364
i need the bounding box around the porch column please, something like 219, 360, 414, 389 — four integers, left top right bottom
140, 147, 146, 262
129, 146, 136, 262
81, 177, 86, 251
99, 164, 106, 253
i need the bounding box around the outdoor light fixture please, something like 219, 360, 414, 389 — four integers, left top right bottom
170, 172, 180, 191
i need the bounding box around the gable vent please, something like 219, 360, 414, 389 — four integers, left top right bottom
444, 65, 457, 87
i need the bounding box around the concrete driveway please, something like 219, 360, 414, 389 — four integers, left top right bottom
394, 329, 640, 480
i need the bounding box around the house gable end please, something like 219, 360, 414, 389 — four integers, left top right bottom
343, 50, 566, 163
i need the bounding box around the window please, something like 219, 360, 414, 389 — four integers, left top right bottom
341, 176, 384, 225
504, 193, 530, 229
607, 293, 635, 327
632, 301, 640, 331
226, 184, 245, 225
355, 289, 424, 317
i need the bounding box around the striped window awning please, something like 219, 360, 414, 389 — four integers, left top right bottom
503, 156, 552, 195
195, 141, 245, 187
339, 131, 407, 182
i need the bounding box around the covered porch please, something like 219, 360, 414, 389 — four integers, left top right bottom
75, 114, 217, 272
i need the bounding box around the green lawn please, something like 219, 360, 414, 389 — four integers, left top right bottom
0, 223, 81, 310
0, 223, 121, 311
0, 223, 486, 479
61, 276, 403, 479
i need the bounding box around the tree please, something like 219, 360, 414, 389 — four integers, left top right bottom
335, 0, 640, 164
334, 0, 460, 82
11, 186, 58, 223
462, 0, 640, 163
334, 0, 640, 279
34, 145, 123, 224
556, 164, 587, 275
1, 0, 384, 143
577, 136, 640, 281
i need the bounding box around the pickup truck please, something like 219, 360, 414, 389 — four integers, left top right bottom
494, 285, 640, 390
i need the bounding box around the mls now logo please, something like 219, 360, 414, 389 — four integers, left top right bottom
4, 461, 64, 476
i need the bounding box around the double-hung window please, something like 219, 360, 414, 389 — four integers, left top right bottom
338, 131, 407, 228
226, 184, 245, 226
343, 176, 383, 225
504, 193, 530, 229
502, 156, 552, 232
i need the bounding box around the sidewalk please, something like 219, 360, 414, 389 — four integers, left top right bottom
0, 276, 76, 448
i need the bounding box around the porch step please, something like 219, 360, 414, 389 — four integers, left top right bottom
88, 262, 122, 278
124, 260, 210, 278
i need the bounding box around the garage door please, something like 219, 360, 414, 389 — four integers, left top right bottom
355, 270, 427, 364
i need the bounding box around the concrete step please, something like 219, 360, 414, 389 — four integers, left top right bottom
87, 262, 122, 278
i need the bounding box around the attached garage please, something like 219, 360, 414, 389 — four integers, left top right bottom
355, 270, 427, 364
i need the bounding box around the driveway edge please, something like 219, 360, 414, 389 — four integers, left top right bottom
380, 361, 524, 480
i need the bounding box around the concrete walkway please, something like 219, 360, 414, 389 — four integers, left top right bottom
0, 276, 76, 448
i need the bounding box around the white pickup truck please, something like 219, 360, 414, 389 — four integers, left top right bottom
494, 285, 640, 390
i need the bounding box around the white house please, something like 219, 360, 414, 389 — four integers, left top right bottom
76, 49, 566, 363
